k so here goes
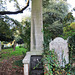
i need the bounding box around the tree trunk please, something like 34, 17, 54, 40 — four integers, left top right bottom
13, 41, 16, 51
0, 41, 1, 51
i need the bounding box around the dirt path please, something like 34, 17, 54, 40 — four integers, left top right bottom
0, 56, 24, 75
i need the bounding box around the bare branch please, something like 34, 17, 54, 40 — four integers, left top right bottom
0, 0, 29, 15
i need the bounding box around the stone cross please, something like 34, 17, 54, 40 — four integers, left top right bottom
0, 41, 1, 51
49, 37, 69, 67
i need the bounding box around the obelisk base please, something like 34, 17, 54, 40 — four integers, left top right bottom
22, 50, 43, 75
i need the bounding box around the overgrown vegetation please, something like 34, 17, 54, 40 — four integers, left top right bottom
43, 50, 75, 75
68, 35, 75, 65
20, 18, 31, 51
42, 1, 75, 75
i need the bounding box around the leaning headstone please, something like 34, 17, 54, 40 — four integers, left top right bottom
49, 37, 69, 67
0, 41, 1, 51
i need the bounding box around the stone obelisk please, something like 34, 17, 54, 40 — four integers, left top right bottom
23, 0, 43, 75
31, 0, 43, 51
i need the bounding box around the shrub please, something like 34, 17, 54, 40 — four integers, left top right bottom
43, 50, 74, 75
43, 50, 59, 75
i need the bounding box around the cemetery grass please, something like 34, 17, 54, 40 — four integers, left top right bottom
0, 47, 27, 75
0, 46, 27, 61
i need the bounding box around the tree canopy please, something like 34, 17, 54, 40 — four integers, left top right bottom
0, 16, 13, 41
43, 0, 69, 48
0, 15, 22, 41
20, 17, 31, 50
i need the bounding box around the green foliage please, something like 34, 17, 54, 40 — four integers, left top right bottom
64, 63, 71, 71
43, 50, 74, 75
43, 0, 50, 8
15, 36, 24, 44
70, 22, 75, 29
43, 0, 69, 49
62, 22, 75, 39
0, 16, 14, 41
63, 12, 74, 24
43, 21, 63, 50
71, 67, 75, 75
20, 17, 31, 51
0, 15, 22, 41
43, 50, 59, 75
61, 12, 75, 39
68, 35, 75, 64
43, 1, 69, 24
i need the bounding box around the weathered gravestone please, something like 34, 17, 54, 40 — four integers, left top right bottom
49, 37, 69, 67
0, 41, 1, 51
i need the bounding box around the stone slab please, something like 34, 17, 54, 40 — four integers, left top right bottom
49, 37, 69, 67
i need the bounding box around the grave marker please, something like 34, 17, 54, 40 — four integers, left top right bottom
49, 37, 69, 67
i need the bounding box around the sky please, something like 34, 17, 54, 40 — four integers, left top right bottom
7, 0, 31, 22
7, 0, 75, 22
67, 0, 75, 16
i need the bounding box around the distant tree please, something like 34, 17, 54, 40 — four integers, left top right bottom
0, 15, 23, 51
63, 22, 75, 39
43, 0, 69, 49
0, 16, 14, 41
15, 36, 24, 44
63, 12, 74, 24
62, 12, 75, 39
43, 0, 69, 24
19, 17, 31, 51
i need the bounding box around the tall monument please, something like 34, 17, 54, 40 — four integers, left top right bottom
23, 0, 44, 75
31, 0, 43, 51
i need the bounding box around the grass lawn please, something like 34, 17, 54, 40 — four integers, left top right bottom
0, 46, 27, 61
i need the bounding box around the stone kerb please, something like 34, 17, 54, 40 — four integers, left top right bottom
49, 37, 69, 67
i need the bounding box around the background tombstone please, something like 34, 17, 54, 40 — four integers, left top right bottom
0, 41, 1, 51
49, 37, 69, 67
